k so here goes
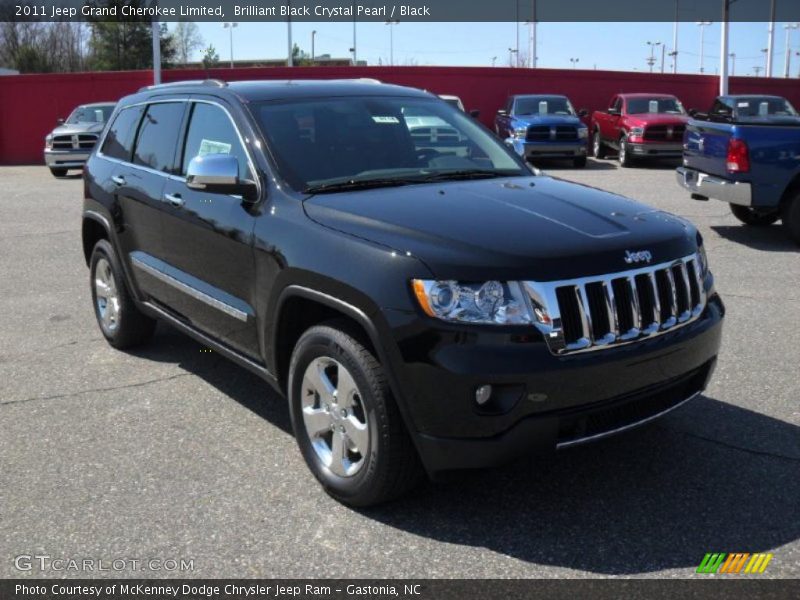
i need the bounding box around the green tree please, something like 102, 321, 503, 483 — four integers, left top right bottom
292, 43, 312, 66
201, 45, 220, 70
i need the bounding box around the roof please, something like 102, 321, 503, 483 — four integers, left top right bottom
618, 93, 680, 98
135, 79, 431, 103
78, 102, 116, 107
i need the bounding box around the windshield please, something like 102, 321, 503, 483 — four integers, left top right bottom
253, 96, 527, 192
733, 97, 798, 118
514, 96, 575, 116
66, 104, 115, 124
626, 97, 685, 115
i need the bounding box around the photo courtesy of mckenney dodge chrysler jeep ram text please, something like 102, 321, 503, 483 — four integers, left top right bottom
81, 79, 724, 506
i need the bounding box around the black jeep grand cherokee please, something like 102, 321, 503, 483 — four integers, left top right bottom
82, 79, 724, 506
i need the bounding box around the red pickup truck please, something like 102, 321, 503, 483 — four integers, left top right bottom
591, 93, 689, 167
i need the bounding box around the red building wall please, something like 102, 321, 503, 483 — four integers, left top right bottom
2, 65, 799, 165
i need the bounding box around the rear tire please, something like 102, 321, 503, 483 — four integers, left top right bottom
781, 193, 800, 245
50, 168, 68, 178
573, 156, 587, 168
730, 204, 780, 227
592, 130, 607, 159
90, 239, 156, 349
288, 322, 423, 507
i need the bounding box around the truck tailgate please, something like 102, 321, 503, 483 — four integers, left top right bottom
683, 120, 733, 177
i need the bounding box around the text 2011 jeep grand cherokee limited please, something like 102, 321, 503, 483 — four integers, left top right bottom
82, 80, 724, 506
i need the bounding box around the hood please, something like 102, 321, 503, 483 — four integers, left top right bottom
50, 122, 106, 136
303, 175, 697, 281
514, 114, 585, 127
626, 113, 690, 126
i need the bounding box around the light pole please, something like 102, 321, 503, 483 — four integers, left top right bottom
508, 47, 518, 67
223, 22, 237, 69
151, 18, 161, 84
569, 57, 579, 69
784, 23, 800, 78
286, 2, 293, 67
753, 65, 762, 77
351, 3, 357, 65
491, 56, 497, 67
671, 0, 679, 73
697, 21, 712, 73
311, 30, 316, 61
526, 0, 537, 68
728, 52, 736, 76
646, 41, 662, 73
385, 20, 399, 66
766, 0, 776, 76
761, 48, 769, 76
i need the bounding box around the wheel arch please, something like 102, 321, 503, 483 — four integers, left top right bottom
82, 210, 111, 266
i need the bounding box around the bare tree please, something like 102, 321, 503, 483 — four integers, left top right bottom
174, 21, 203, 65
0, 21, 89, 73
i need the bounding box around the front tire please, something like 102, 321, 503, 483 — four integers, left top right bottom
730, 204, 780, 227
90, 239, 156, 349
781, 193, 800, 245
288, 322, 423, 506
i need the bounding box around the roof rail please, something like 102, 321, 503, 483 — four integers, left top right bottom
138, 79, 227, 92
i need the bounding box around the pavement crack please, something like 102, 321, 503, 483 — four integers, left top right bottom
0, 373, 191, 407
661, 426, 800, 463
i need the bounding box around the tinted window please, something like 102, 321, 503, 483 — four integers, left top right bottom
733, 97, 798, 118
133, 103, 185, 173
254, 96, 525, 191
100, 106, 144, 162
626, 97, 685, 115
67, 104, 115, 124
181, 102, 252, 179
514, 96, 574, 116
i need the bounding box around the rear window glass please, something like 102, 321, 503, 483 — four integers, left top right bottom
100, 106, 144, 162
133, 103, 186, 173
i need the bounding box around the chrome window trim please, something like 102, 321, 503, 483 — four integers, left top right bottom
96, 97, 261, 199
131, 255, 248, 322
524, 252, 707, 356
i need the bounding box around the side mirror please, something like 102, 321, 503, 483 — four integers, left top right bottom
56, 118, 65, 125
688, 108, 698, 117
469, 109, 480, 119
496, 109, 508, 116
578, 108, 588, 118
186, 154, 258, 202
607, 107, 621, 116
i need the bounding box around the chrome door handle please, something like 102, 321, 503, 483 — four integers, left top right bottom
111, 175, 126, 186
164, 193, 184, 207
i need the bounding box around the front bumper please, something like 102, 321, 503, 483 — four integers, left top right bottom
44, 149, 90, 169
509, 139, 588, 159
676, 167, 752, 207
384, 294, 724, 474
628, 141, 683, 158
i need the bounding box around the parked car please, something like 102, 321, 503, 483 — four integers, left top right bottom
495, 94, 589, 167
439, 94, 465, 111
591, 93, 688, 167
82, 79, 723, 506
44, 102, 116, 177
676, 94, 800, 244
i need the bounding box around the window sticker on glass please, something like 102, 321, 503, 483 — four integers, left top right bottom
372, 116, 400, 124
198, 139, 233, 156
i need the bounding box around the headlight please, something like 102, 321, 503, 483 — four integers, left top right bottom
629, 126, 645, 137
45, 134, 53, 149
512, 126, 528, 139
412, 280, 533, 325
578, 127, 588, 139
697, 243, 709, 275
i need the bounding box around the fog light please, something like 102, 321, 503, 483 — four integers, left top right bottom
475, 384, 493, 406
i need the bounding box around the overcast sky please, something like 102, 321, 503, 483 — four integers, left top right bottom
179, 21, 800, 77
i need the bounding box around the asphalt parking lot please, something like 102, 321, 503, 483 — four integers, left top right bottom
1, 161, 798, 579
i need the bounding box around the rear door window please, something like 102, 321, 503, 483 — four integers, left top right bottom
132, 102, 186, 174
100, 106, 144, 162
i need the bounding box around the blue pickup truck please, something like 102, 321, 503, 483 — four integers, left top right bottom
495, 94, 589, 168
676, 95, 800, 244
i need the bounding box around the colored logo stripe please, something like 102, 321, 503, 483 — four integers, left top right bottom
697, 552, 773, 574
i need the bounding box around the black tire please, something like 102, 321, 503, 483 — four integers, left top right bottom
618, 135, 634, 168
730, 204, 780, 227
781, 193, 800, 245
50, 168, 68, 178
592, 129, 607, 159
288, 321, 423, 507
573, 156, 587, 168
89, 239, 156, 349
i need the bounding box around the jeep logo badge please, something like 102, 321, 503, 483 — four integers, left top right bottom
624, 250, 653, 264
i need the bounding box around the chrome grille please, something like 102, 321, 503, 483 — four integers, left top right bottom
644, 124, 685, 141
52, 133, 98, 150
524, 253, 706, 355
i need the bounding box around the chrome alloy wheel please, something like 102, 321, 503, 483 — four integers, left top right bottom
593, 131, 601, 156
301, 357, 369, 477
94, 257, 120, 333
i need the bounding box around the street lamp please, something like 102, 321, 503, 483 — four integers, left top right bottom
646, 41, 662, 73
508, 47, 518, 67
385, 20, 399, 66
761, 48, 769, 76
728, 52, 736, 76
524, 19, 537, 69
311, 30, 316, 61
784, 23, 800, 78
491, 56, 497, 67
696, 21, 712, 73
222, 22, 238, 69
569, 57, 579, 69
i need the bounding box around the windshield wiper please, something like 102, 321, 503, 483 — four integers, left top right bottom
413, 169, 514, 182
303, 178, 416, 194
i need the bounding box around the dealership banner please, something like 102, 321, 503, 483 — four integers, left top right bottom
3, 580, 800, 599
3, 0, 800, 23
